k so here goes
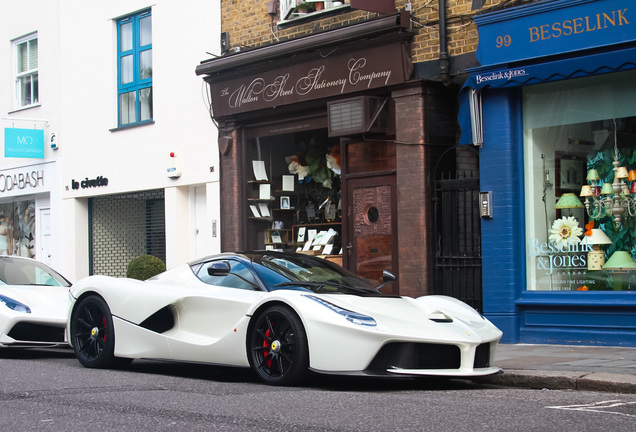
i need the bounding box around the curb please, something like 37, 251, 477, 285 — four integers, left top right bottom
478, 369, 636, 394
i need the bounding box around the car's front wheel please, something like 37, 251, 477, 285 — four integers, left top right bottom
248, 305, 309, 386
71, 295, 120, 368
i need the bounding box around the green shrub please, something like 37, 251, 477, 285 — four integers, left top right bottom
126, 255, 166, 280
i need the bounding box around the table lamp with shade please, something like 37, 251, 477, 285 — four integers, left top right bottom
584, 229, 612, 270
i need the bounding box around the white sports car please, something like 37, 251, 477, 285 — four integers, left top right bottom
0, 256, 71, 348
67, 252, 502, 386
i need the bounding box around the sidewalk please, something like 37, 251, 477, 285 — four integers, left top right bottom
478, 343, 636, 394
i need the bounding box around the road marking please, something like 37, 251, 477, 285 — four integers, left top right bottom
547, 400, 636, 418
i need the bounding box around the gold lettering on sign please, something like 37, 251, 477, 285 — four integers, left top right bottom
528, 8, 629, 42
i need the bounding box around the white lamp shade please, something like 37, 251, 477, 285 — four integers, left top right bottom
583, 229, 612, 246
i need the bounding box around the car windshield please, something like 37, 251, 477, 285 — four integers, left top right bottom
251, 253, 381, 295
0, 257, 71, 287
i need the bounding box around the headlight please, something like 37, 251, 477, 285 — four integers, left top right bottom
303, 295, 376, 327
0, 294, 31, 313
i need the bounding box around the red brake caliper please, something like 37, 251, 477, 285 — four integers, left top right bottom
263, 329, 272, 367
102, 316, 107, 342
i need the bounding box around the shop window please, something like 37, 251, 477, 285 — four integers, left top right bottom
117, 10, 152, 127
523, 70, 636, 292
13, 34, 38, 109
0, 200, 36, 258
245, 128, 342, 257
280, 1, 349, 23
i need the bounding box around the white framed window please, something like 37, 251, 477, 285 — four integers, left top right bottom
280, 1, 347, 22
13, 33, 39, 109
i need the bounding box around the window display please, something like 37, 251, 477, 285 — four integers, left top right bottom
0, 200, 36, 258
246, 128, 342, 255
524, 70, 636, 291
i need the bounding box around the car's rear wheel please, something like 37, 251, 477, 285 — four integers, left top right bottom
248, 305, 309, 386
71, 295, 121, 368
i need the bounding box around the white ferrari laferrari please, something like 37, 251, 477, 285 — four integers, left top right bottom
67, 252, 502, 386
0, 256, 71, 348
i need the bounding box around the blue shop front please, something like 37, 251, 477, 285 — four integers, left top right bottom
460, 0, 636, 346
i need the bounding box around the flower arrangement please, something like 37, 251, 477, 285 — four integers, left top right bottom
549, 216, 583, 247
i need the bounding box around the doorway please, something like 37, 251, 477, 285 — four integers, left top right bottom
432, 145, 482, 311
345, 175, 398, 293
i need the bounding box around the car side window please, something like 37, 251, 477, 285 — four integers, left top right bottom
196, 260, 257, 290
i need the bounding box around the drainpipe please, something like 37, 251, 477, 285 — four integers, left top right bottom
438, 0, 450, 83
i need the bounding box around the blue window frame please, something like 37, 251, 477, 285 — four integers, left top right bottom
117, 10, 152, 127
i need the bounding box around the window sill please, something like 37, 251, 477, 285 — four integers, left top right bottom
8, 103, 42, 114
277, 5, 350, 30
109, 120, 155, 132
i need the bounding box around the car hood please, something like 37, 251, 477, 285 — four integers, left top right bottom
1, 285, 69, 317
310, 294, 498, 339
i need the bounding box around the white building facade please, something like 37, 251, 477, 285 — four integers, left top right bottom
1, 0, 221, 281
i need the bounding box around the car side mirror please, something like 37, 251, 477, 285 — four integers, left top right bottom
207, 261, 231, 276
382, 270, 396, 283
376, 270, 396, 292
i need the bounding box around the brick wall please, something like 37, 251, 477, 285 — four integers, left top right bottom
220, 1, 539, 66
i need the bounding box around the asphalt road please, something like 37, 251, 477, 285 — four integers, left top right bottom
1, 348, 636, 431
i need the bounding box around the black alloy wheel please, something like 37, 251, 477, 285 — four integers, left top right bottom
71, 295, 118, 368
248, 305, 309, 386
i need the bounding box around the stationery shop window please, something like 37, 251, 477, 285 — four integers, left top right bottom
117, 10, 153, 127
13, 33, 38, 109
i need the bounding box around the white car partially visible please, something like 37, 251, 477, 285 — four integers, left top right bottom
0, 256, 71, 348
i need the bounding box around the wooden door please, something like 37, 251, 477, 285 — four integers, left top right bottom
346, 175, 398, 293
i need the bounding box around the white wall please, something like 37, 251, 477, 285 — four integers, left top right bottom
56, 1, 220, 197
2, 1, 222, 279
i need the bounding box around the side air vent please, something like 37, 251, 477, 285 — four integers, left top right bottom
139, 306, 175, 333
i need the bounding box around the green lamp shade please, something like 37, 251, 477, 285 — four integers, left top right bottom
554, 193, 584, 209
586, 169, 600, 181
600, 183, 614, 195
602, 251, 636, 270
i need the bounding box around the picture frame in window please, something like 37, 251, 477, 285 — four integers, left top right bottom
555, 152, 586, 196
280, 196, 290, 209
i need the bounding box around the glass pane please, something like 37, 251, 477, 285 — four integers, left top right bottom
140, 49, 152, 80
120, 21, 132, 52
140, 87, 153, 121
32, 73, 38, 104
0, 200, 36, 258
17, 42, 27, 73
140, 15, 152, 46
346, 141, 396, 174
120, 55, 133, 84
119, 91, 136, 125
29, 39, 38, 69
19, 75, 32, 106
523, 71, 636, 292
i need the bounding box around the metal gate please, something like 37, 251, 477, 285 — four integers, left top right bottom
432, 145, 482, 311
89, 189, 166, 277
